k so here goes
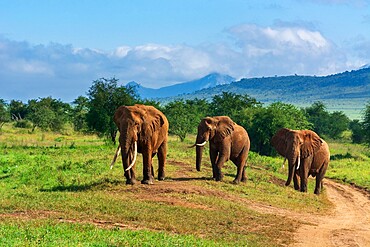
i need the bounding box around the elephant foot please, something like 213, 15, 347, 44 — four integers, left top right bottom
141, 179, 154, 185
232, 179, 240, 184
215, 174, 223, 182
300, 185, 308, 193
158, 176, 165, 181
314, 188, 321, 195
241, 177, 247, 183
126, 178, 137, 185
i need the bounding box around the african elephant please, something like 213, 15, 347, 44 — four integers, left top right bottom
110, 104, 169, 185
191, 116, 250, 184
271, 128, 330, 195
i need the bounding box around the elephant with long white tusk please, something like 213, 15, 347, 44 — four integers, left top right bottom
111, 104, 169, 185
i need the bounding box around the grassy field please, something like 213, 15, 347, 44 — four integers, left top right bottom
0, 124, 369, 246
326, 141, 370, 191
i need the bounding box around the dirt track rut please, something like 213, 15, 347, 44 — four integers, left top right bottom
291, 180, 370, 247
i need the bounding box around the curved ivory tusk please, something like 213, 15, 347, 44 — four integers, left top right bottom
296, 155, 301, 170
282, 157, 286, 169
195, 141, 207, 147
125, 141, 137, 171
110, 146, 121, 169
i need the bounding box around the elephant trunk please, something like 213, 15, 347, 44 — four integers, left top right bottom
119, 128, 138, 171
285, 150, 299, 186
125, 141, 137, 171
196, 145, 204, 171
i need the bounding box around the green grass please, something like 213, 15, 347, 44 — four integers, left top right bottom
0, 124, 369, 246
0, 219, 227, 247
326, 141, 370, 191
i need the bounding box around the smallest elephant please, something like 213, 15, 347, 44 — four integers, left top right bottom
271, 128, 330, 195
191, 116, 250, 184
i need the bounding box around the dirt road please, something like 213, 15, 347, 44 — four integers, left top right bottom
291, 180, 370, 247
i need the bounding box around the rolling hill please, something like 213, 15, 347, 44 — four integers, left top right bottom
160, 68, 370, 119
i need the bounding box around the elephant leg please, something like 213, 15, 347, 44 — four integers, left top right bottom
210, 149, 218, 179
157, 142, 166, 181
233, 163, 244, 184
240, 149, 249, 183
215, 154, 228, 182
241, 166, 247, 182
232, 155, 247, 184
124, 168, 137, 185
293, 170, 300, 191
314, 163, 328, 195
141, 149, 154, 185
300, 161, 310, 193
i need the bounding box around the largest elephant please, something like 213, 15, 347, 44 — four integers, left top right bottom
110, 104, 169, 185
192, 116, 250, 184
271, 128, 330, 195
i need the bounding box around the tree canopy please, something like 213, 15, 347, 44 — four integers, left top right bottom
2, 78, 365, 150
163, 99, 209, 142
27, 97, 71, 132
86, 77, 138, 142
0, 99, 10, 129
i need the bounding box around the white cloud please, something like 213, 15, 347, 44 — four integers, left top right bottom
8, 59, 53, 75
0, 22, 368, 101
113, 46, 131, 57
225, 23, 352, 77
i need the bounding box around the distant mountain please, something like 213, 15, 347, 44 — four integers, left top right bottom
126, 73, 235, 99
164, 68, 370, 119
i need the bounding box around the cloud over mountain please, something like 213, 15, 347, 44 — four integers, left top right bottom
0, 21, 368, 101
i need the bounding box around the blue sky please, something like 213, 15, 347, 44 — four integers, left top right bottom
1, 0, 370, 101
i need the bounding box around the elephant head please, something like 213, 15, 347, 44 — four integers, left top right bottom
271, 128, 322, 186
194, 116, 234, 171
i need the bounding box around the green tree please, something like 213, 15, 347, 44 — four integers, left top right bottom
327, 111, 350, 139
137, 99, 162, 110
72, 96, 89, 132
185, 98, 210, 123
9, 100, 28, 121
363, 102, 370, 145
304, 101, 330, 136
163, 99, 208, 141
209, 92, 262, 134
250, 102, 311, 155
349, 119, 365, 144
0, 99, 10, 129
27, 97, 71, 132
304, 102, 350, 139
210, 92, 261, 119
86, 77, 137, 142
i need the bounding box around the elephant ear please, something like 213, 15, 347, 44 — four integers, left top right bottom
271, 128, 290, 157
142, 105, 166, 134
113, 106, 129, 128
216, 116, 235, 140
301, 130, 322, 158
